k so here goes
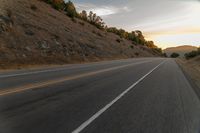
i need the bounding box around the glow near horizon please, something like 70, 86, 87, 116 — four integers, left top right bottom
71, 0, 200, 49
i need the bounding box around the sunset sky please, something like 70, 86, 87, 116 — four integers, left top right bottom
71, 0, 200, 49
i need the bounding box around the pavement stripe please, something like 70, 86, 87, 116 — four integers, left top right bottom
71, 60, 166, 133
0, 59, 149, 78
0, 60, 152, 96
0, 68, 70, 78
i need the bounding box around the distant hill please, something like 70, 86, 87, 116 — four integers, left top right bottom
164, 45, 198, 57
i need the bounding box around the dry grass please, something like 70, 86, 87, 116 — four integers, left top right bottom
0, 0, 159, 70
176, 56, 200, 88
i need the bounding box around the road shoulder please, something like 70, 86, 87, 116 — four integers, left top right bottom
176, 58, 200, 99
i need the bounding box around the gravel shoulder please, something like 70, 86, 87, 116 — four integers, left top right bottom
176, 56, 200, 98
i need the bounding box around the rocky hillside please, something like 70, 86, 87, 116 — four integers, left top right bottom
164, 45, 198, 57
0, 0, 161, 69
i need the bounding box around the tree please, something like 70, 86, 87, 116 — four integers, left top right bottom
185, 51, 198, 59
88, 11, 93, 22
43, 0, 65, 10
135, 30, 145, 45
80, 10, 87, 21
94, 16, 105, 29
86, 11, 105, 29
170, 53, 180, 58
127, 32, 136, 41
64, 1, 77, 18
146, 41, 157, 48
106, 27, 118, 34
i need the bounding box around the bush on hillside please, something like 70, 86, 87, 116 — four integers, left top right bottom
64, 1, 77, 18
41, 0, 163, 54
43, 0, 65, 10
130, 45, 134, 49
116, 38, 121, 43
79, 10, 105, 29
30, 4, 38, 11
79, 10, 87, 21
146, 41, 157, 48
42, 0, 77, 16
185, 48, 200, 59
170, 53, 180, 58
87, 11, 105, 29
107, 28, 144, 45
106, 27, 162, 54
185, 51, 200, 59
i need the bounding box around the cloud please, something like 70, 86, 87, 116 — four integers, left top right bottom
72, 0, 200, 48
75, 3, 131, 16
89, 6, 118, 16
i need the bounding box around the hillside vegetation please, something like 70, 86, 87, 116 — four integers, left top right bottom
185, 47, 200, 59
0, 0, 162, 69
43, 0, 162, 51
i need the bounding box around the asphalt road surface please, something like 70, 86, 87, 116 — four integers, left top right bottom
0, 58, 200, 133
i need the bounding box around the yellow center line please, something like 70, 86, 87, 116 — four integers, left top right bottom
0, 61, 152, 96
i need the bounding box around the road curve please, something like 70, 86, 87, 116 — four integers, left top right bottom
0, 58, 199, 133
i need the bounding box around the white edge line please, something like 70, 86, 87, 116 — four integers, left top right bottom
71, 60, 166, 133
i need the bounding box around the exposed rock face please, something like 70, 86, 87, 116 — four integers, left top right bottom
0, 9, 13, 33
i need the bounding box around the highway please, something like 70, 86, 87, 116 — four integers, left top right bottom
0, 58, 200, 133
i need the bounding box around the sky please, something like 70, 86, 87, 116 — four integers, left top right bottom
70, 0, 200, 49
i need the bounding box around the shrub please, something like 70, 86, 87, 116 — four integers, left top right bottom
53, 3, 63, 10
79, 10, 88, 21
65, 1, 77, 18
106, 27, 157, 48
31, 4, 37, 11
88, 11, 105, 29
41, 0, 162, 54
130, 45, 134, 49
146, 41, 157, 48
43, 0, 65, 10
185, 50, 199, 59
170, 53, 180, 58
116, 39, 121, 43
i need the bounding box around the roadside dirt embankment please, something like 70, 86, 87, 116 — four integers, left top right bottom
177, 56, 200, 95
0, 0, 161, 70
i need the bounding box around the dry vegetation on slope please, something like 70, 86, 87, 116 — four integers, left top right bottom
0, 0, 161, 69
177, 56, 200, 91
